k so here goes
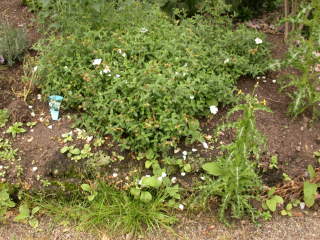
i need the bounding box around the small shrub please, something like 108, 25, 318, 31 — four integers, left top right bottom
0, 23, 28, 66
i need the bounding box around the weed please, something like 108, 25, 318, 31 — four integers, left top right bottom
6, 122, 27, 138
281, 0, 320, 119
0, 109, 9, 128
14, 203, 40, 228
0, 22, 28, 66
195, 93, 271, 223
0, 184, 16, 222
0, 138, 17, 161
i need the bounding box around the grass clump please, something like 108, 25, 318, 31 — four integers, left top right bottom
30, 181, 176, 235
0, 23, 28, 66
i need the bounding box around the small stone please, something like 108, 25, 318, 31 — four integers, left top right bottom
32, 167, 38, 172
272, 79, 277, 83
112, 173, 118, 178
31, 112, 36, 117
47, 125, 53, 129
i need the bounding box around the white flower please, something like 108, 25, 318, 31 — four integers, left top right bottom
0, 165, 3, 170
115, 74, 121, 78
31, 112, 36, 117
171, 177, 177, 183
117, 49, 127, 58
178, 204, 184, 210
202, 141, 209, 149
300, 202, 305, 210
257, 76, 261, 80
33, 66, 38, 72
157, 176, 163, 181
182, 151, 188, 156
210, 106, 218, 115
92, 58, 102, 65
37, 94, 42, 100
47, 125, 53, 129
272, 79, 277, 83
181, 172, 186, 176
312, 51, 320, 57
183, 155, 187, 160
145, 175, 151, 178
102, 65, 111, 74
112, 173, 118, 178
28, 105, 33, 109
32, 167, 38, 172
191, 148, 197, 152
255, 37, 263, 44
189, 95, 194, 100
200, 176, 205, 181
161, 172, 167, 178
86, 136, 93, 143
224, 58, 230, 64
140, 27, 148, 33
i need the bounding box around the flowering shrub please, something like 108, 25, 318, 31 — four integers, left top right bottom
34, 1, 271, 156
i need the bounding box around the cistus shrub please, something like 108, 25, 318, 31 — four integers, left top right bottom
34, 1, 271, 155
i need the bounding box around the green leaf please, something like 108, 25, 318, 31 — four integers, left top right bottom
141, 176, 162, 188
202, 162, 222, 176
183, 164, 192, 173
81, 184, 91, 192
31, 207, 40, 216
14, 204, 30, 221
130, 187, 141, 198
303, 181, 318, 208
60, 146, 69, 153
28, 218, 39, 228
145, 160, 152, 169
307, 165, 316, 179
267, 187, 276, 198
140, 191, 152, 203
266, 195, 283, 212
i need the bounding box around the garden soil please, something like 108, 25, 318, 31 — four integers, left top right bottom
1, 1, 320, 239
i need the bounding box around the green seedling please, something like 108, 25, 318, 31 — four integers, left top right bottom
269, 155, 278, 169
0, 109, 9, 128
6, 122, 26, 137
14, 204, 40, 228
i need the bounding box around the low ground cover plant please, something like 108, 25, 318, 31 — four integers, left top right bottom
34, 0, 271, 162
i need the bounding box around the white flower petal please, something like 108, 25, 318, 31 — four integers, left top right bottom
255, 37, 263, 44
92, 58, 102, 65
209, 106, 218, 115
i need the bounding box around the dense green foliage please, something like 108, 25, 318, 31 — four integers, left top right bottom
281, 0, 320, 119
0, 23, 28, 66
34, 0, 271, 155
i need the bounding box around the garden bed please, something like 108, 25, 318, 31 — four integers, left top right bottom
1, 0, 320, 239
